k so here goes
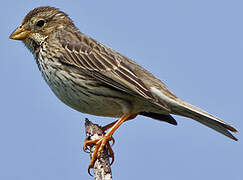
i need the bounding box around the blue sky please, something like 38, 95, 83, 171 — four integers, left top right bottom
1, 0, 242, 179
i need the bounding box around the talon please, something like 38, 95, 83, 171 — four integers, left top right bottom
83, 138, 99, 151
83, 147, 90, 153
107, 142, 114, 165
88, 165, 93, 177
83, 144, 89, 153
83, 139, 90, 153
110, 136, 115, 146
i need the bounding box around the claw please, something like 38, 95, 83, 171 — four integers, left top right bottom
83, 139, 90, 153
84, 147, 90, 153
88, 165, 93, 177
106, 142, 114, 165
83, 138, 89, 152
83, 138, 99, 152
110, 136, 115, 146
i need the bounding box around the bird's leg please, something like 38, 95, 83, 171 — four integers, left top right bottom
84, 113, 137, 172
102, 113, 137, 131
99, 114, 137, 146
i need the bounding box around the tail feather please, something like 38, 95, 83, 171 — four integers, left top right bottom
195, 117, 238, 141
140, 112, 177, 125
173, 99, 238, 141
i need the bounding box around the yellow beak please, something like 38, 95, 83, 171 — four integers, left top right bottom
9, 26, 31, 40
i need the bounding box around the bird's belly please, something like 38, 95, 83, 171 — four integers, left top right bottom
41, 67, 128, 117
55, 87, 125, 117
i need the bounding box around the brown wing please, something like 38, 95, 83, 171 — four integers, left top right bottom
52, 29, 238, 141
54, 29, 172, 112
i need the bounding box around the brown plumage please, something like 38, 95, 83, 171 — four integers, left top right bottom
10, 6, 238, 171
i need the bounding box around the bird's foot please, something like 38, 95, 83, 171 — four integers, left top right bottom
83, 132, 115, 175
83, 113, 137, 175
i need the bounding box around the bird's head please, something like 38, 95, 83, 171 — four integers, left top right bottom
9, 6, 74, 51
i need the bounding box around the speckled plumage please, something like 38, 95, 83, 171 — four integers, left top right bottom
10, 6, 237, 140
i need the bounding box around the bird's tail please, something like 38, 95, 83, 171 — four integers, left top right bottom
172, 99, 238, 141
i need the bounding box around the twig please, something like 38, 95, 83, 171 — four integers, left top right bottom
85, 118, 112, 180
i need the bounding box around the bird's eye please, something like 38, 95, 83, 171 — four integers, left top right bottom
36, 20, 45, 27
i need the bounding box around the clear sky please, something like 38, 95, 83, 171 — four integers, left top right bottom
1, 0, 242, 179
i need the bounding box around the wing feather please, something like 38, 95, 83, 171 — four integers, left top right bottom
56, 30, 170, 111
53, 30, 237, 140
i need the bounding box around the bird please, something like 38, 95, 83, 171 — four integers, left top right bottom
10, 6, 238, 172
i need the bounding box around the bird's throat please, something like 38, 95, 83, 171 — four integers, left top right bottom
23, 38, 40, 55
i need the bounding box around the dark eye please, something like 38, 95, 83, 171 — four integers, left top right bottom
36, 20, 45, 27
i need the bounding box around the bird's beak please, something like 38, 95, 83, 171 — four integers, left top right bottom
9, 26, 31, 40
